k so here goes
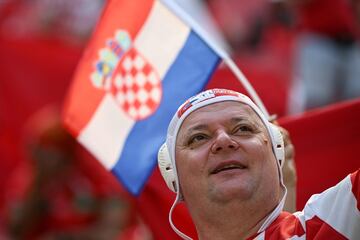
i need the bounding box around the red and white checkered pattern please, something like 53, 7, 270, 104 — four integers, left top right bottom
111, 47, 162, 120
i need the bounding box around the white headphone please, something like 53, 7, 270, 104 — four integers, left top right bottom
158, 142, 178, 192
158, 122, 285, 193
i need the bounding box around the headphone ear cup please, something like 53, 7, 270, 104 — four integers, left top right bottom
157, 143, 177, 193
268, 123, 285, 167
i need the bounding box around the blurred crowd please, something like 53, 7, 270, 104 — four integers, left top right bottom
2, 105, 152, 240
0, 0, 154, 239
0, 0, 359, 239
206, 0, 360, 114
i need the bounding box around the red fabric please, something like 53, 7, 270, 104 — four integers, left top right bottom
279, 98, 360, 209
351, 170, 360, 211
295, 0, 360, 39
247, 212, 305, 239
305, 215, 347, 240
264, 213, 305, 239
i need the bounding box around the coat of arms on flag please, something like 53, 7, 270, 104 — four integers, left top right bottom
62, 0, 220, 195
90, 30, 162, 120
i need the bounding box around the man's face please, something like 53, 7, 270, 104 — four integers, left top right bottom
175, 101, 281, 207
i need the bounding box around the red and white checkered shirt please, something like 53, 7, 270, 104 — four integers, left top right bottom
249, 169, 360, 240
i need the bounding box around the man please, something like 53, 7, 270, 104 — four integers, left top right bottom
158, 88, 359, 239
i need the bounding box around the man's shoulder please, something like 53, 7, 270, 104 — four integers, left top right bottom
252, 170, 360, 240
267, 212, 305, 238
305, 169, 359, 213
248, 212, 305, 239
300, 169, 359, 239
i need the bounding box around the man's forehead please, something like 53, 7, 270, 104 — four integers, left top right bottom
179, 101, 263, 132
187, 101, 258, 119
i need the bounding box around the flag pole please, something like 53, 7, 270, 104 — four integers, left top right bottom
223, 57, 271, 120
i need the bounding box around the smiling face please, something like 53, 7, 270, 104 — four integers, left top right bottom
175, 101, 281, 209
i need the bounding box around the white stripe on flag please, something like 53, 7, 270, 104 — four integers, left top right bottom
78, 94, 134, 169
134, 0, 190, 78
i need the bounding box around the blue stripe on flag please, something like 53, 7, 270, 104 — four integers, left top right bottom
111, 31, 220, 195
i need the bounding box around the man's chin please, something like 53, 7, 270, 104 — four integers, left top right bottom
208, 178, 254, 204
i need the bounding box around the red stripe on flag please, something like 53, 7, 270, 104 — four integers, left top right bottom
62, 0, 154, 136
350, 169, 360, 211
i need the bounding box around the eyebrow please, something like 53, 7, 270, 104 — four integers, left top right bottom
230, 117, 247, 124
233, 115, 264, 127
183, 117, 250, 135
185, 124, 208, 135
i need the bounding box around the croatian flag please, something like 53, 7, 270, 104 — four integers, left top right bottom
63, 0, 220, 195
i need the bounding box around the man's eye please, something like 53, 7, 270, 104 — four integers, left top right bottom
188, 134, 208, 145
234, 125, 253, 134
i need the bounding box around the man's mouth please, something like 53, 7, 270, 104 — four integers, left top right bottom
211, 162, 247, 174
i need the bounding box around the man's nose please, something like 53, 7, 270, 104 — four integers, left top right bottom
210, 131, 239, 154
